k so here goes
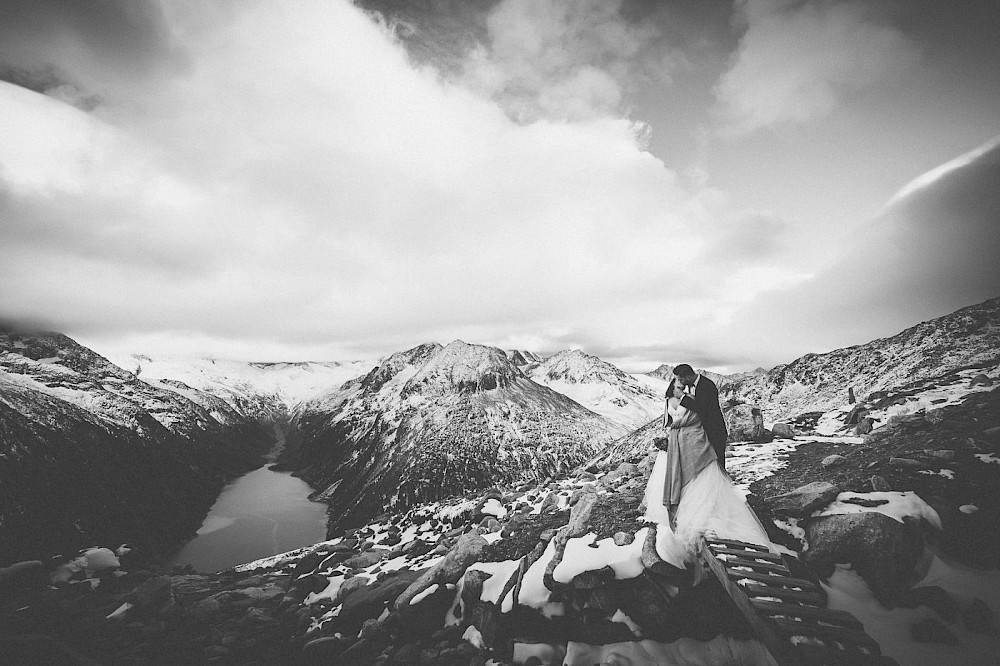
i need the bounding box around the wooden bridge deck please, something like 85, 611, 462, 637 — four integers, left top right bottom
698, 537, 898, 666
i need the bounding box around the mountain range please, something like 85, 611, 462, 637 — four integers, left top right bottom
2, 296, 999, 560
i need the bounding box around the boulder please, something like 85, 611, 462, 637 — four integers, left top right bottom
900, 586, 958, 622
854, 417, 874, 435
804, 511, 923, 606
889, 457, 927, 469
822, 454, 847, 467
911, 617, 959, 645
343, 548, 390, 569
0, 560, 46, 590
124, 575, 172, 608
394, 532, 487, 608
724, 404, 772, 443
963, 598, 995, 634
870, 475, 891, 492
766, 482, 841, 519
770, 423, 797, 439
970, 374, 993, 388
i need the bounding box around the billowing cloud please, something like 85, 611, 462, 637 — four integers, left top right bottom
0, 0, 803, 364
712, 0, 919, 135
460, 0, 673, 122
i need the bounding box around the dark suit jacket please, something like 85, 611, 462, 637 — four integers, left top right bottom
678, 375, 728, 463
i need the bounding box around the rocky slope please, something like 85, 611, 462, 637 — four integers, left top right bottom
0, 330, 272, 562
527, 350, 664, 429
722, 296, 1000, 420
280, 341, 625, 536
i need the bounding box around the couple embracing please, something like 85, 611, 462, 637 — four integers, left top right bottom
643, 364, 770, 563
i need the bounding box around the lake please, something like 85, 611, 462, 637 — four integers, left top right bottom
168, 464, 329, 573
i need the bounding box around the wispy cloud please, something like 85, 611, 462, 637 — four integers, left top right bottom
712, 0, 919, 135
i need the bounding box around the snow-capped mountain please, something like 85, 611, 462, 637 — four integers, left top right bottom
281, 340, 625, 535
504, 349, 543, 366
527, 349, 664, 428
0, 330, 271, 562
105, 353, 373, 421
723, 296, 1000, 420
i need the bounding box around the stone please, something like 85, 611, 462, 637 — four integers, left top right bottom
477, 516, 500, 533
359, 618, 388, 641
844, 403, 868, 426
927, 449, 955, 460
855, 417, 874, 435
124, 575, 172, 608
822, 454, 847, 467
970, 374, 993, 388
0, 560, 46, 590
771, 423, 797, 439
394, 532, 488, 608
292, 572, 330, 595
870, 475, 891, 492
804, 511, 923, 606
724, 404, 772, 443
302, 636, 347, 661
889, 457, 927, 469
963, 597, 995, 634
842, 496, 888, 508
538, 492, 559, 514
344, 548, 390, 569
613, 531, 634, 546
984, 426, 1000, 443
959, 504, 979, 514
188, 597, 222, 620
900, 585, 959, 622
393, 642, 420, 664
766, 482, 841, 519
911, 617, 959, 645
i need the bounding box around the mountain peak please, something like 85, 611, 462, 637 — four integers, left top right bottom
535, 348, 631, 385
359, 342, 442, 393
403, 340, 523, 395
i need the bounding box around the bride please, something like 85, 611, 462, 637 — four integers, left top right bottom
643, 379, 771, 565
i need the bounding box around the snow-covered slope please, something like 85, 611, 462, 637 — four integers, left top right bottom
282, 340, 625, 535
527, 349, 664, 429
106, 354, 372, 420
0, 330, 271, 561
723, 296, 1000, 420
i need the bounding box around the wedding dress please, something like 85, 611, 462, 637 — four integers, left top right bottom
643, 399, 771, 566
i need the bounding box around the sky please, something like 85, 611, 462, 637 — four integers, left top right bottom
1, 0, 999, 372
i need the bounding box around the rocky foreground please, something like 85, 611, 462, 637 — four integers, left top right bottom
3, 371, 999, 664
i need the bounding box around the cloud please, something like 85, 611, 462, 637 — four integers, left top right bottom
0, 1, 807, 364
0, 0, 189, 105
712, 0, 919, 135
710, 134, 1000, 367
460, 0, 672, 122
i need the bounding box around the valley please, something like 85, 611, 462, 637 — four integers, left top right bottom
2, 296, 999, 664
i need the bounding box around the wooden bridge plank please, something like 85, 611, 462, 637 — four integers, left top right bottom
706, 538, 771, 552
709, 546, 784, 562
750, 600, 863, 628
725, 557, 792, 575
727, 569, 818, 590
739, 583, 827, 606
770, 617, 881, 651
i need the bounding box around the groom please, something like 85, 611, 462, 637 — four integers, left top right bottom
673, 364, 728, 471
